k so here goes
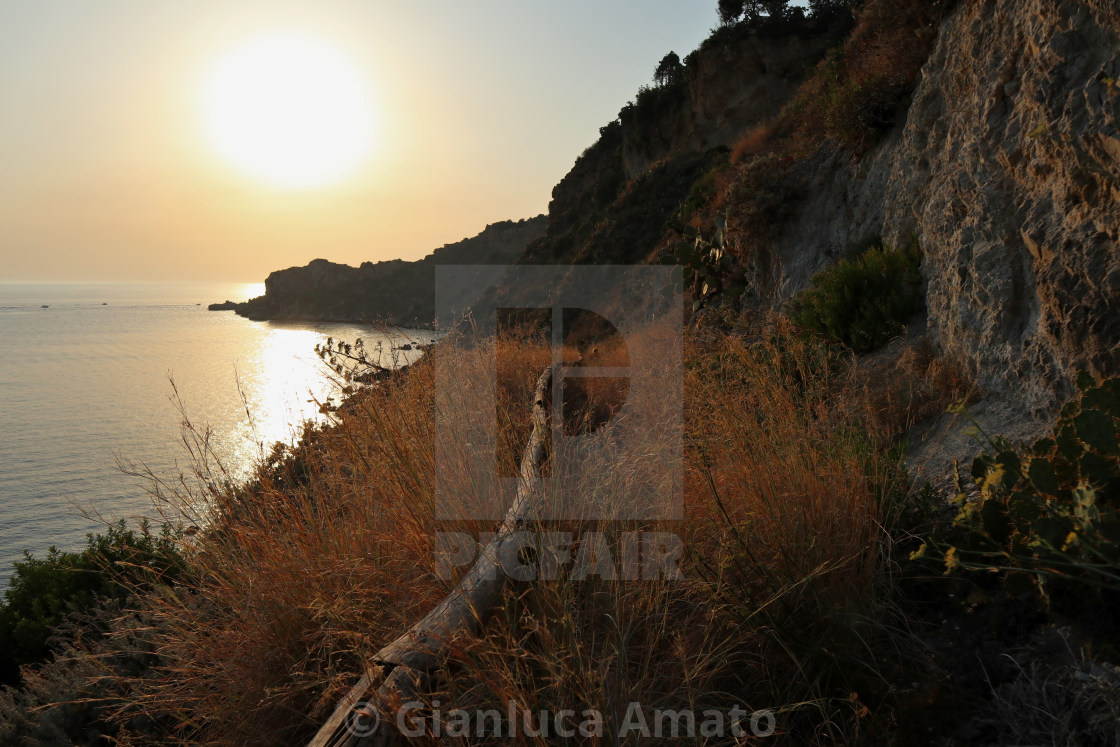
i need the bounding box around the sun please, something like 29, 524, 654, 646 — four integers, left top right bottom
202, 33, 375, 189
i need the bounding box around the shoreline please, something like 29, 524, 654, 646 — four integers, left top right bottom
208, 301, 438, 330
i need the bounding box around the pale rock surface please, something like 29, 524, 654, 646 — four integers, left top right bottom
760, 0, 1118, 468
884, 0, 1120, 417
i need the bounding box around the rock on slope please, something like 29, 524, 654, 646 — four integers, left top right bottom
725, 0, 1119, 481
509, 0, 1117, 479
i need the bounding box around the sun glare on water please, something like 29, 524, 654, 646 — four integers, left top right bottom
202, 33, 375, 188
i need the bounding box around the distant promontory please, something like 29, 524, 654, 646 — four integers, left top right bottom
210, 216, 547, 325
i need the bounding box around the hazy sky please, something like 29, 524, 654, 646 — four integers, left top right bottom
0, 1, 721, 282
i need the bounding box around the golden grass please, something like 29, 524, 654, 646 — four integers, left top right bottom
731, 123, 774, 164
94, 319, 954, 744
102, 361, 447, 744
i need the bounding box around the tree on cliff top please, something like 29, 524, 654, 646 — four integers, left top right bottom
718, 0, 791, 25
761, 0, 791, 18
654, 51, 685, 87
718, 0, 746, 25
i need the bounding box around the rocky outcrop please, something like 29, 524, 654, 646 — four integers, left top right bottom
524, 29, 831, 271
218, 217, 546, 325
620, 32, 834, 179
751, 0, 1119, 417
885, 0, 1120, 413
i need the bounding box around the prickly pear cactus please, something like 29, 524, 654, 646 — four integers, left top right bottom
947, 373, 1120, 598
674, 218, 746, 312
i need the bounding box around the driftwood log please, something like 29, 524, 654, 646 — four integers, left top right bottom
309, 365, 555, 746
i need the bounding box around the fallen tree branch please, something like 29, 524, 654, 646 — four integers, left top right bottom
309, 365, 555, 746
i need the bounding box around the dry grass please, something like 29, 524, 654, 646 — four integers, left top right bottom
100, 361, 448, 745
79, 319, 945, 744
731, 123, 774, 164
857, 334, 976, 434
972, 629, 1120, 746
682, 320, 915, 741
701, 0, 956, 178
774, 0, 955, 155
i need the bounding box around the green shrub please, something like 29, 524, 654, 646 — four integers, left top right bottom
788, 241, 922, 352
942, 374, 1120, 602
0, 520, 185, 685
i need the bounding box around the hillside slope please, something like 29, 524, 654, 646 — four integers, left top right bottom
514, 0, 1119, 423
7, 4, 1120, 745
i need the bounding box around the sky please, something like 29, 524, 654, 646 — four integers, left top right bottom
0, 1, 722, 282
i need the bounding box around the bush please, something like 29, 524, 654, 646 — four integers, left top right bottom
788, 240, 923, 352
943, 374, 1120, 606
0, 520, 184, 685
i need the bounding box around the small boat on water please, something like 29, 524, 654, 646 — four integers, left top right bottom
40, 304, 48, 308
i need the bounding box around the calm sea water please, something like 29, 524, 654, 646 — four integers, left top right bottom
0, 283, 434, 584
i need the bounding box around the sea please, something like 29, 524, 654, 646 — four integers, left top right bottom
0, 282, 435, 585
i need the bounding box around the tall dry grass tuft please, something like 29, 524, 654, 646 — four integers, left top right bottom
104, 360, 449, 745
731, 123, 774, 164
359, 320, 918, 744
683, 318, 917, 741
393, 324, 749, 744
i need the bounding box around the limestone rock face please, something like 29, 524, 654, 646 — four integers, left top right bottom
882, 0, 1120, 413
763, 134, 901, 301
761, 0, 1119, 416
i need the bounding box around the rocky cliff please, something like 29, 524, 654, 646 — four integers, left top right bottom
743, 0, 1120, 417
519, 22, 838, 270
618, 31, 834, 179
216, 216, 546, 325
531, 0, 1117, 425
888, 0, 1119, 412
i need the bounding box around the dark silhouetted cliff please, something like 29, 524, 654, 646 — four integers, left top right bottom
216, 217, 546, 325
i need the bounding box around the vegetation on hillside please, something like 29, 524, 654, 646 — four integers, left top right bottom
4, 1, 1119, 744
0, 522, 184, 687
937, 374, 1120, 608
653, 0, 959, 317
520, 0, 956, 321
1, 317, 972, 744
9, 309, 1113, 744
788, 240, 923, 353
